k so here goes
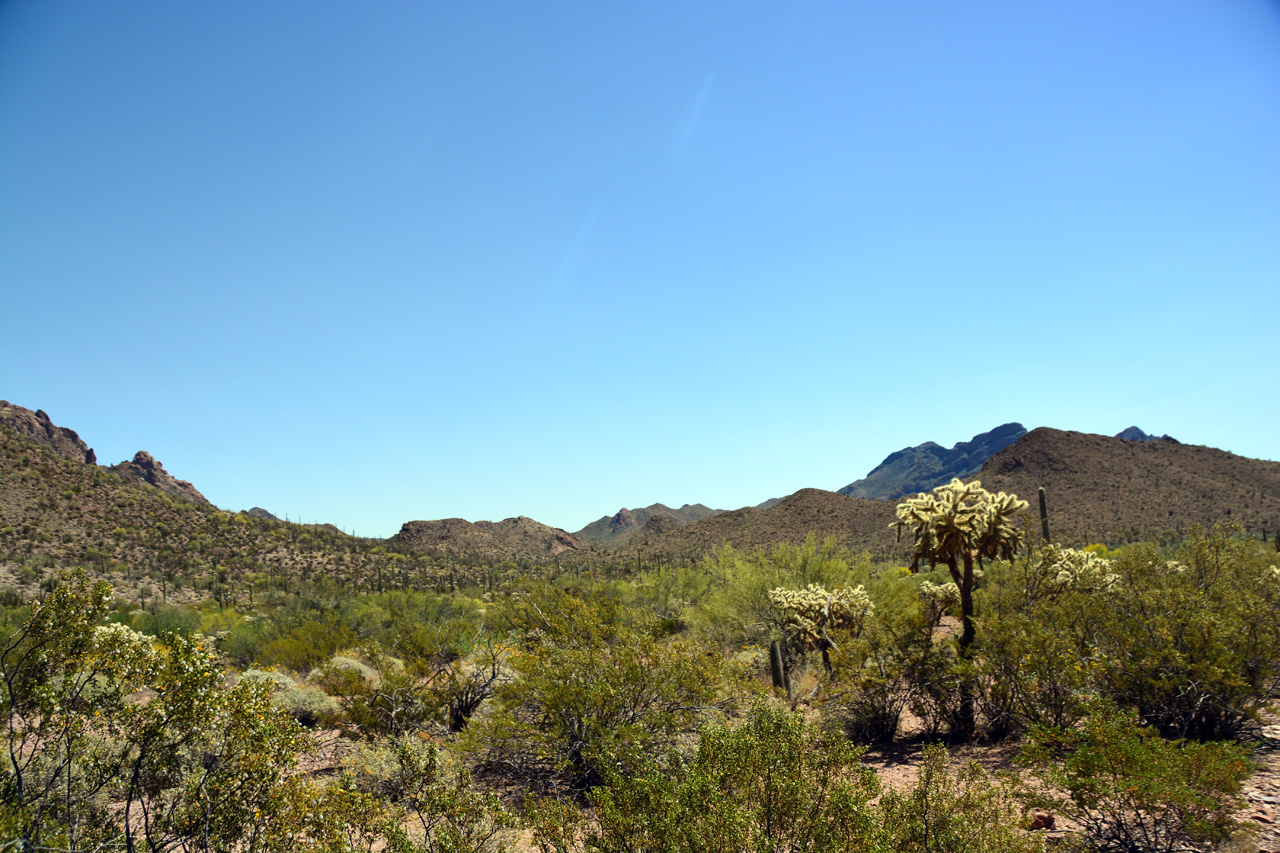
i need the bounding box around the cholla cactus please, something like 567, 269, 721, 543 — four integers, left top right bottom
1040, 544, 1118, 591
768, 583, 873, 651
894, 479, 1028, 655
895, 479, 1028, 574
918, 580, 961, 627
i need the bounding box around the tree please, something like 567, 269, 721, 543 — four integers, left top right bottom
894, 479, 1026, 738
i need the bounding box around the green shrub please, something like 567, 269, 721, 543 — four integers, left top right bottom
1020, 702, 1252, 853
344, 733, 515, 853
826, 612, 924, 743
530, 700, 884, 853
462, 586, 728, 793
1090, 528, 1280, 739
973, 612, 1091, 739
241, 668, 340, 728
0, 572, 322, 851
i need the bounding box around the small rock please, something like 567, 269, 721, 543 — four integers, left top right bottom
1028, 808, 1055, 830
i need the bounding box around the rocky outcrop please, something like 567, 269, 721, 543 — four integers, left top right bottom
0, 401, 96, 464
109, 451, 210, 505
640, 513, 679, 535
244, 507, 281, 521
838, 423, 1028, 501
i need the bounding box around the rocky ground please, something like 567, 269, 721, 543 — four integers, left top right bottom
1234, 716, 1280, 853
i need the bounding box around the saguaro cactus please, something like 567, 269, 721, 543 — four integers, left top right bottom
1039, 486, 1050, 544
768, 640, 790, 700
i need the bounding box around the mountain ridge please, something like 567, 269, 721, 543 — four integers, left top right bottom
4, 401, 1278, 570
837, 422, 1028, 501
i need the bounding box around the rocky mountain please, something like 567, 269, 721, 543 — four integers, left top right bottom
623, 429, 1280, 557
0, 401, 97, 464
108, 451, 210, 505
391, 515, 585, 561
837, 423, 1027, 501
978, 427, 1280, 546
0, 421, 511, 607
574, 502, 723, 544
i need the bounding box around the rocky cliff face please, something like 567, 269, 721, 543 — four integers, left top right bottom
0, 401, 97, 464
838, 423, 1027, 501
108, 451, 210, 505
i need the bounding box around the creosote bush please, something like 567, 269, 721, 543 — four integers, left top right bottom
461, 584, 731, 794
530, 701, 1042, 853
1019, 702, 1252, 853
530, 700, 884, 853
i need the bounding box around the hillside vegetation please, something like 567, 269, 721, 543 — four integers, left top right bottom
0, 427, 570, 607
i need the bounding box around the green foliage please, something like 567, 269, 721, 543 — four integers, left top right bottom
344, 733, 516, 853
880, 745, 1043, 853
972, 612, 1091, 739
222, 602, 354, 671
826, 604, 933, 743
241, 668, 341, 728
462, 585, 729, 793
531, 700, 884, 853
973, 529, 1280, 741
129, 601, 203, 636
1020, 702, 1252, 853
678, 537, 867, 645
0, 570, 323, 852
1088, 527, 1280, 739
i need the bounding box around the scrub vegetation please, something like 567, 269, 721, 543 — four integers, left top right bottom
2, 427, 1277, 851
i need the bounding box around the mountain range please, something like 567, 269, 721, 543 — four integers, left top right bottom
3, 400, 1278, 581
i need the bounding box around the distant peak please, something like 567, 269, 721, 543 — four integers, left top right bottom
1115, 426, 1177, 443
838, 423, 1028, 501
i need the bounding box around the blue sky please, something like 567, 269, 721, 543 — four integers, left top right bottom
2, 1, 1278, 537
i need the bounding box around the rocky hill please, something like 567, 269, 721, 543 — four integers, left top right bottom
390, 515, 586, 562
838, 423, 1027, 500
622, 488, 904, 561
979, 427, 1280, 546
625, 429, 1280, 557
1115, 425, 1178, 443
5, 402, 1277, 590
574, 502, 723, 544
0, 423, 470, 605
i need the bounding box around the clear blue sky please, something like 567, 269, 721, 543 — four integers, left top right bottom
3, 1, 1278, 537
